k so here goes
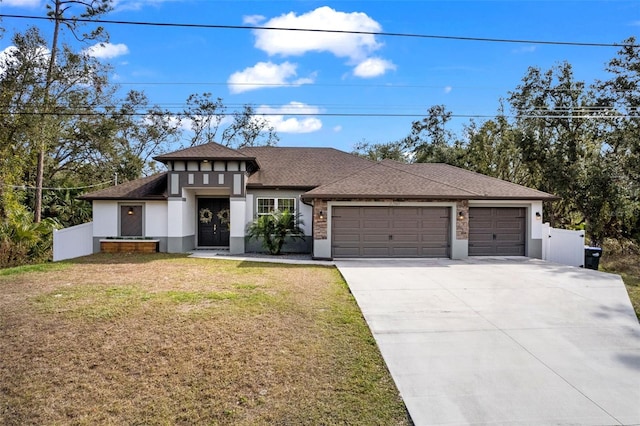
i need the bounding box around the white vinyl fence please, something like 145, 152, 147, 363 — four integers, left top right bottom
53, 222, 94, 261
541, 223, 585, 267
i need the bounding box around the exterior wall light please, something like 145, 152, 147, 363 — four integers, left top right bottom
127, 207, 134, 216
457, 211, 465, 221
535, 212, 542, 220
318, 210, 324, 220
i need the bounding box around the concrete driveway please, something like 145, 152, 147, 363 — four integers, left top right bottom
335, 258, 640, 426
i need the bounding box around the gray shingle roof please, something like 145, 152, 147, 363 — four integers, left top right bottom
238, 146, 373, 188
79, 173, 167, 200
154, 142, 255, 162
79, 145, 557, 202
302, 160, 558, 200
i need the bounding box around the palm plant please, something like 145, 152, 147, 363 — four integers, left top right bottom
246, 209, 304, 255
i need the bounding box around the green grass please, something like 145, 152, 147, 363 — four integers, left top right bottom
0, 254, 410, 425
601, 254, 640, 320
0, 262, 69, 276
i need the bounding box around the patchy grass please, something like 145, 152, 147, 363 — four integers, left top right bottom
0, 253, 410, 425
601, 254, 640, 320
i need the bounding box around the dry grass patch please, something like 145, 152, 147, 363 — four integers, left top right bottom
601, 253, 640, 320
0, 254, 410, 425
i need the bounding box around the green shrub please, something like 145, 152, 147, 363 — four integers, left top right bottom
0, 205, 60, 268
246, 209, 304, 255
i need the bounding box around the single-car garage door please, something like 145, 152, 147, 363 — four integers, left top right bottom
332, 206, 450, 258
469, 207, 526, 256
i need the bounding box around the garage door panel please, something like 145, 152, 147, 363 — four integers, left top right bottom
333, 234, 362, 243
393, 220, 421, 229
393, 234, 419, 243
469, 207, 526, 256
333, 219, 360, 228
332, 206, 450, 258
362, 247, 392, 257
391, 247, 419, 257
363, 234, 391, 242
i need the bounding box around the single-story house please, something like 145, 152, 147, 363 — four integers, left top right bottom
81, 142, 558, 259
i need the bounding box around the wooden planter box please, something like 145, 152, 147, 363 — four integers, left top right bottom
100, 239, 159, 254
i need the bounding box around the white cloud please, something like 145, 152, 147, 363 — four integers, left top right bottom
256, 102, 323, 134
243, 14, 266, 25
254, 6, 382, 62
84, 42, 129, 59
333, 125, 343, 132
112, 0, 182, 12
0, 45, 50, 76
353, 57, 396, 78
3, 0, 40, 7
444, 86, 453, 94
227, 61, 315, 94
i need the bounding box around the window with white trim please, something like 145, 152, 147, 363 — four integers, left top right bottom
257, 198, 296, 216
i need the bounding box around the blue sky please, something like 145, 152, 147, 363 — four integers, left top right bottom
2, 0, 639, 152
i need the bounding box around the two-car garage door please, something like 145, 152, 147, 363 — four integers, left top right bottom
331, 206, 526, 258
332, 206, 450, 258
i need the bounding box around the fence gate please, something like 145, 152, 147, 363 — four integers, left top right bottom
541, 223, 585, 267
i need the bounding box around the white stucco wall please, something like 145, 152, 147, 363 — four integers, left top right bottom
230, 198, 246, 238
167, 198, 185, 238
145, 201, 168, 237
183, 191, 196, 236
92, 201, 118, 236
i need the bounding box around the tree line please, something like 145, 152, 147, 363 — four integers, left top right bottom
355, 40, 640, 247
0, 0, 278, 266
1, 0, 638, 266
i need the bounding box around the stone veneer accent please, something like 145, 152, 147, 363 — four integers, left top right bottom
311, 199, 470, 241
313, 200, 328, 239
456, 200, 469, 240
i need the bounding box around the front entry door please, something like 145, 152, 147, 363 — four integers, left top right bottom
198, 198, 230, 247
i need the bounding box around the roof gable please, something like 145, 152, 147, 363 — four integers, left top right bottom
153, 142, 254, 162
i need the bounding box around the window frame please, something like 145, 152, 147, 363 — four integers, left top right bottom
256, 197, 296, 216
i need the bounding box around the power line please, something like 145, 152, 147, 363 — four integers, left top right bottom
1, 13, 636, 48
7, 179, 114, 191
0, 110, 636, 119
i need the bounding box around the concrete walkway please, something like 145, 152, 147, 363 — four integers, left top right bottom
335, 257, 640, 426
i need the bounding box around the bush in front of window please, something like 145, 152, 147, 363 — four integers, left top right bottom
246, 209, 304, 255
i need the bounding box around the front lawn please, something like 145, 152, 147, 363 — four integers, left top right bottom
0, 254, 410, 425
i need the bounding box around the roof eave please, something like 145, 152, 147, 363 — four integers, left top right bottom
301, 193, 560, 201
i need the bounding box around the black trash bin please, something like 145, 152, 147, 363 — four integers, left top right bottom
584, 247, 602, 270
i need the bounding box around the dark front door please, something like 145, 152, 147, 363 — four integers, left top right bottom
198, 198, 230, 247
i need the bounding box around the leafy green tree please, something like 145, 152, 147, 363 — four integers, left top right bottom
507, 62, 598, 227
246, 210, 304, 255
403, 105, 465, 165
183, 92, 279, 148
352, 139, 407, 162
32, 0, 113, 222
